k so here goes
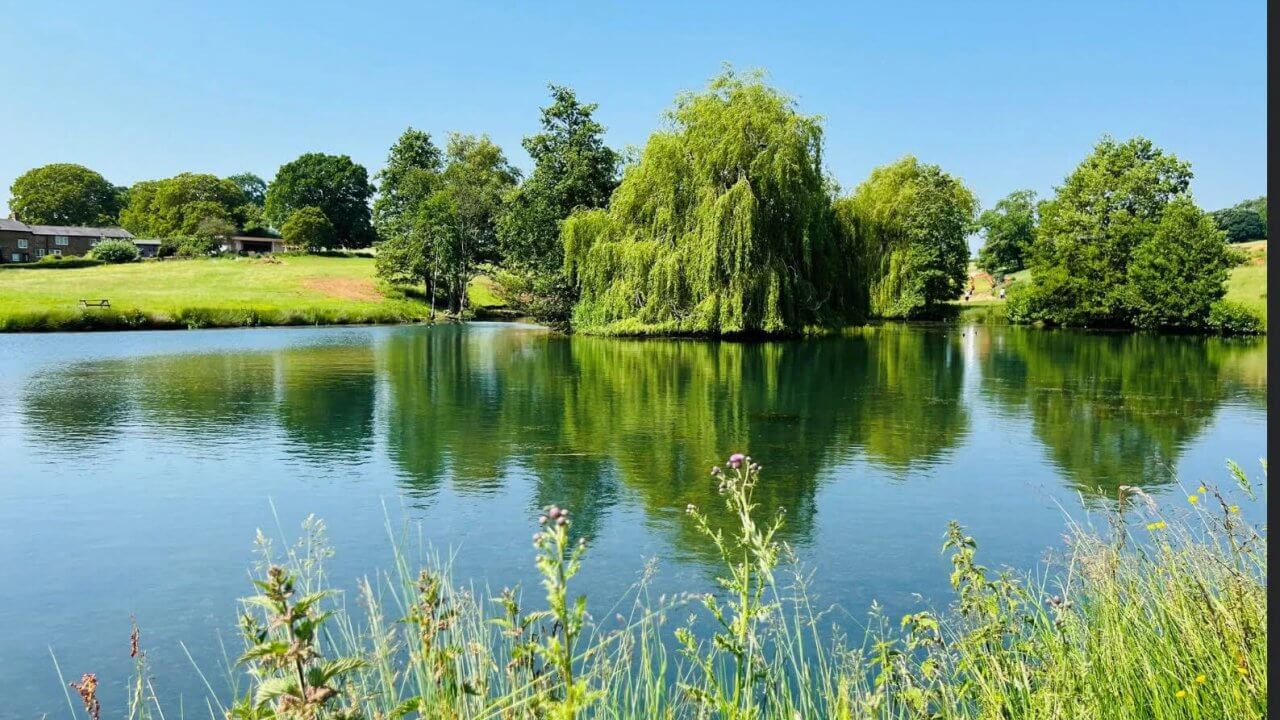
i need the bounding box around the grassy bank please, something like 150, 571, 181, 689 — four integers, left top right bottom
68, 456, 1266, 720
0, 255, 442, 331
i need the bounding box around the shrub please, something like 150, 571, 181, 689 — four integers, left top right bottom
89, 238, 140, 263
0, 257, 103, 270
1208, 299, 1264, 335
159, 235, 222, 258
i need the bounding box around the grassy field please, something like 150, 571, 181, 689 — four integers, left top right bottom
0, 255, 438, 331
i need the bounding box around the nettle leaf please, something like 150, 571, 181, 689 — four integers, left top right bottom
253, 677, 297, 707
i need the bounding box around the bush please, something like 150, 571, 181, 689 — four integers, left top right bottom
89, 238, 140, 263
1, 257, 103, 270
1208, 299, 1265, 335
159, 235, 221, 258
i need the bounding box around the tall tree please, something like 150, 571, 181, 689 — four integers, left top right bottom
1020, 136, 1196, 327
376, 134, 519, 314
975, 189, 1037, 274
1126, 197, 1233, 329
264, 153, 375, 247
118, 173, 247, 238
373, 127, 443, 241
837, 156, 978, 318
8, 163, 119, 225
497, 85, 619, 323
562, 69, 857, 335
226, 172, 267, 206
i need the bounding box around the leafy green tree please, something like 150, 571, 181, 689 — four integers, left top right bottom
837, 156, 978, 318
226, 172, 267, 207
264, 153, 375, 247
373, 127, 443, 241
8, 163, 120, 225
1210, 196, 1267, 243
118, 173, 247, 238
376, 192, 459, 315
563, 69, 858, 335
440, 134, 520, 267
1020, 136, 1196, 327
281, 206, 336, 251
975, 189, 1037, 274
497, 86, 619, 323
1127, 197, 1232, 329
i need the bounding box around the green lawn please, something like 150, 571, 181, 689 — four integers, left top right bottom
0, 255, 436, 330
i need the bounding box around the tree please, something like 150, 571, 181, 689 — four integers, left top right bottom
373, 127, 442, 241
1210, 197, 1267, 243
375, 134, 518, 314
496, 85, 619, 323
837, 156, 978, 318
118, 173, 247, 238
227, 172, 267, 207
1020, 136, 1195, 327
264, 153, 376, 248
562, 69, 858, 335
975, 189, 1037, 274
8, 163, 119, 225
1127, 197, 1232, 329
281, 206, 336, 251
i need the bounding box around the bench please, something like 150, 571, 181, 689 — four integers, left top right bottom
79, 299, 110, 308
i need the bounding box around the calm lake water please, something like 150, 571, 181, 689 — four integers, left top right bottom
0, 322, 1266, 716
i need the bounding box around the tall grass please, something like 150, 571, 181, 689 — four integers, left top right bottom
62, 457, 1267, 719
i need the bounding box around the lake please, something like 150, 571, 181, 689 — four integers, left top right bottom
0, 322, 1266, 716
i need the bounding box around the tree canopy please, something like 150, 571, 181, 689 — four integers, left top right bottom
8, 163, 120, 225
562, 69, 857, 335
975, 189, 1037, 274
1210, 196, 1267, 243
837, 156, 977, 318
373, 128, 443, 241
265, 153, 375, 247
118, 173, 247, 238
1013, 135, 1232, 329
497, 86, 620, 324
375, 133, 519, 314
281, 206, 336, 251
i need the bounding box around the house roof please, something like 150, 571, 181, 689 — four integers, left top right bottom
29, 224, 133, 238
0, 218, 133, 238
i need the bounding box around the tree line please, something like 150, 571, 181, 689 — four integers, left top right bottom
5, 67, 1265, 333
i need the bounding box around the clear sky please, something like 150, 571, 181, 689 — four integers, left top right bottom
0, 0, 1266, 251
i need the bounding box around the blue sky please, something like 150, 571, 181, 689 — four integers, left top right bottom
0, 0, 1266, 251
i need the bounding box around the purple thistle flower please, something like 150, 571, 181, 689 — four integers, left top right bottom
728, 453, 745, 469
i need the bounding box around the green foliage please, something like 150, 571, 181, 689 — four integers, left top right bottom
838, 156, 978, 318
564, 69, 858, 335
281, 206, 336, 252
373, 127, 443, 241
0, 257, 103, 270
1208, 299, 1264, 335
1017, 135, 1201, 328
375, 134, 519, 314
1127, 197, 1232, 329
1211, 196, 1267, 242
975, 189, 1037, 273
265, 153, 376, 247
118, 173, 247, 238
227, 172, 267, 207
497, 85, 620, 324
88, 238, 139, 263
8, 163, 120, 225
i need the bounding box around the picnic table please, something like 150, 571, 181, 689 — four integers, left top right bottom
79, 299, 110, 308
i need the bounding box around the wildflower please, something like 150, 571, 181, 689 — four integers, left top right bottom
1195, 674, 1206, 684
70, 673, 101, 720
538, 515, 547, 525
1197, 485, 1207, 494
1175, 689, 1187, 699
728, 453, 745, 469
1147, 520, 1167, 531
686, 503, 696, 514
1228, 505, 1240, 514
1188, 495, 1199, 505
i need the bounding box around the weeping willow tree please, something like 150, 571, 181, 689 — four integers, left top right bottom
562, 69, 861, 335
836, 156, 977, 318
